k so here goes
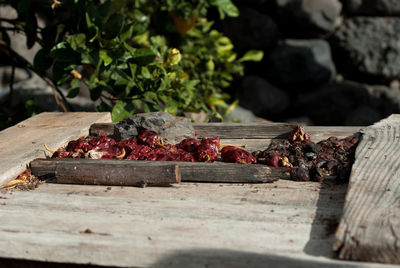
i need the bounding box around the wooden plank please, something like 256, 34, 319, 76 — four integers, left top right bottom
333, 115, 400, 264
0, 112, 111, 186
89, 122, 361, 140
55, 160, 180, 186
0, 181, 389, 267
31, 158, 286, 183
194, 123, 362, 139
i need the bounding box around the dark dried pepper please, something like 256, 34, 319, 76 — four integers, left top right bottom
253, 125, 359, 182
221, 146, 256, 164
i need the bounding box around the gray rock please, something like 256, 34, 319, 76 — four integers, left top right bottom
294, 80, 400, 125
267, 39, 336, 89
238, 76, 289, 117
220, 7, 279, 52
331, 17, 400, 83
274, 0, 342, 37
344, 0, 400, 16
225, 105, 258, 123
114, 112, 195, 144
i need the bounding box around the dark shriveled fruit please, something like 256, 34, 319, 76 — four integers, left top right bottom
253, 125, 359, 182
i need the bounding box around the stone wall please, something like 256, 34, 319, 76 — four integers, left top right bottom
220, 0, 400, 125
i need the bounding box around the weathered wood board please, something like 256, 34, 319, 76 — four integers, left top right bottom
30, 158, 287, 183
334, 115, 400, 264
0, 112, 112, 186
0, 181, 391, 268
3, 112, 395, 267
90, 122, 361, 141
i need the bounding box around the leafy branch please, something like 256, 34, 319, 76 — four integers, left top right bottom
0, 0, 263, 123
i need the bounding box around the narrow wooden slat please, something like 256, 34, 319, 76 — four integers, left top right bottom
333, 115, 400, 264
30, 158, 286, 183
194, 123, 361, 139
89, 122, 361, 140
0, 112, 111, 186
55, 160, 180, 187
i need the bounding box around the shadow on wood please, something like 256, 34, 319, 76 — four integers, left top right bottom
0, 248, 388, 268
303, 179, 348, 258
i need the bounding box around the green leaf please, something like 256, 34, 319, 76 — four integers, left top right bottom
206, 58, 215, 72
67, 34, 87, 52
102, 13, 123, 40
133, 48, 156, 65
212, 0, 239, 19
87, 1, 109, 27
24, 99, 40, 117
52, 62, 74, 84
55, 24, 65, 43
96, 102, 112, 113
33, 49, 53, 73
141, 66, 151, 79
129, 63, 137, 77
120, 25, 134, 42
111, 101, 134, 122
110, 0, 125, 13
143, 91, 157, 100
67, 78, 80, 98
225, 99, 239, 115
50, 42, 80, 63
132, 31, 150, 47
216, 35, 234, 56
239, 50, 264, 62
124, 42, 136, 55
184, 79, 200, 89
89, 86, 103, 101
81, 53, 93, 64
99, 49, 113, 66
67, 88, 80, 98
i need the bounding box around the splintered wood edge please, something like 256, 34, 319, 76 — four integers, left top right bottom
333, 114, 400, 264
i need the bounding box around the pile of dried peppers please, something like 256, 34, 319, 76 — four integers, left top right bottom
45, 126, 359, 182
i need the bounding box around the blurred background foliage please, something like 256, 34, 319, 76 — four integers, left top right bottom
0, 0, 262, 128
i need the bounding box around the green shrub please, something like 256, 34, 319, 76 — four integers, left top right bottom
0, 0, 262, 123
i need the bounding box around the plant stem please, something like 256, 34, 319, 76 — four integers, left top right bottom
7, 64, 15, 106
0, 40, 72, 112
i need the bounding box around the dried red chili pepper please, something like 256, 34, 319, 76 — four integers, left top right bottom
51, 148, 71, 159
117, 138, 138, 154
221, 146, 256, 164
95, 136, 117, 151
126, 145, 152, 160
172, 149, 195, 162
137, 130, 164, 148
195, 137, 220, 162
288, 125, 310, 144
177, 138, 200, 153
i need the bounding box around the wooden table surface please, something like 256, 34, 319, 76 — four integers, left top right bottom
0, 113, 396, 267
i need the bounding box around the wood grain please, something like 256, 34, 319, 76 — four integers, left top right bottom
333, 115, 400, 263
31, 158, 286, 183
0, 112, 111, 186
55, 160, 181, 186
0, 181, 388, 267
89, 122, 361, 140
